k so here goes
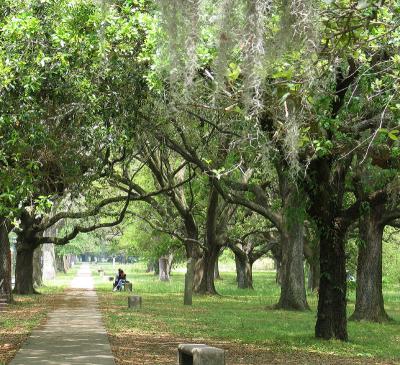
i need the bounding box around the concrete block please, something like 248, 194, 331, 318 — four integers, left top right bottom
178, 344, 225, 365
128, 295, 142, 310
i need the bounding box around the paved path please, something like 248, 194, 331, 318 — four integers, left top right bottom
10, 263, 115, 365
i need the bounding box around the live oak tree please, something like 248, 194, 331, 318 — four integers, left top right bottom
349, 166, 400, 322
228, 210, 279, 289
0, 0, 150, 294
149, 0, 400, 340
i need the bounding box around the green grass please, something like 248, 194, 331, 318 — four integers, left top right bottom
93, 262, 400, 362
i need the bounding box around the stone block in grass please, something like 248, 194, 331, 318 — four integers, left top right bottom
128, 295, 142, 310
178, 344, 225, 365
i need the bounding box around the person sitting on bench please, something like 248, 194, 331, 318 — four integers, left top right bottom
113, 268, 126, 291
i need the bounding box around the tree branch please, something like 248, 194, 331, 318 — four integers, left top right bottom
38, 191, 132, 245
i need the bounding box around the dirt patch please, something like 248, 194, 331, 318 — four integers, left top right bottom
108, 331, 398, 365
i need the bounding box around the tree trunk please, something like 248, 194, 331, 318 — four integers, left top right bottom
0, 218, 13, 303
159, 256, 170, 281
56, 254, 66, 273
184, 237, 202, 305
63, 254, 72, 272
275, 173, 309, 311
32, 245, 43, 288
42, 244, 57, 281
146, 260, 155, 273
14, 246, 36, 294
315, 223, 348, 340
276, 226, 309, 310
193, 247, 219, 294
274, 259, 282, 285
307, 259, 320, 292
350, 207, 389, 322
154, 258, 160, 276
167, 253, 173, 275
214, 256, 222, 280
234, 253, 253, 289
306, 158, 351, 341
194, 185, 220, 295
184, 257, 194, 305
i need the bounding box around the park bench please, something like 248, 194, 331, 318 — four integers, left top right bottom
178, 344, 225, 365
109, 275, 132, 292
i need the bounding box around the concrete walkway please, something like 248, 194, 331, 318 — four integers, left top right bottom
10, 263, 115, 365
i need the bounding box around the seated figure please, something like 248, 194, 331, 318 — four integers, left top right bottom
113, 268, 127, 291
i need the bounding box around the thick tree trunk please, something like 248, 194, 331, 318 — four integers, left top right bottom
33, 245, 43, 288
193, 247, 219, 294
234, 253, 253, 289
307, 158, 351, 341
194, 185, 220, 295
275, 173, 309, 311
315, 222, 348, 340
0, 219, 13, 303
350, 208, 389, 322
14, 246, 36, 294
276, 226, 309, 310
42, 244, 57, 281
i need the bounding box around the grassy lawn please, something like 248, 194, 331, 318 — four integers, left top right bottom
0, 265, 78, 365
94, 262, 400, 365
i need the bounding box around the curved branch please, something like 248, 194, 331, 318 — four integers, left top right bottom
38, 191, 132, 245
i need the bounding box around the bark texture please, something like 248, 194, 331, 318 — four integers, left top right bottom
275, 170, 309, 311
304, 241, 320, 292
183, 221, 199, 305
0, 218, 13, 302
194, 246, 219, 294
14, 210, 40, 295
307, 158, 352, 341
14, 246, 36, 294
214, 256, 222, 280
315, 223, 347, 340
42, 244, 57, 281
350, 205, 390, 322
307, 259, 320, 292
33, 245, 43, 288
235, 253, 253, 289
193, 186, 221, 295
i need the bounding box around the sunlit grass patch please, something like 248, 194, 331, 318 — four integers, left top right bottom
95, 262, 400, 364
